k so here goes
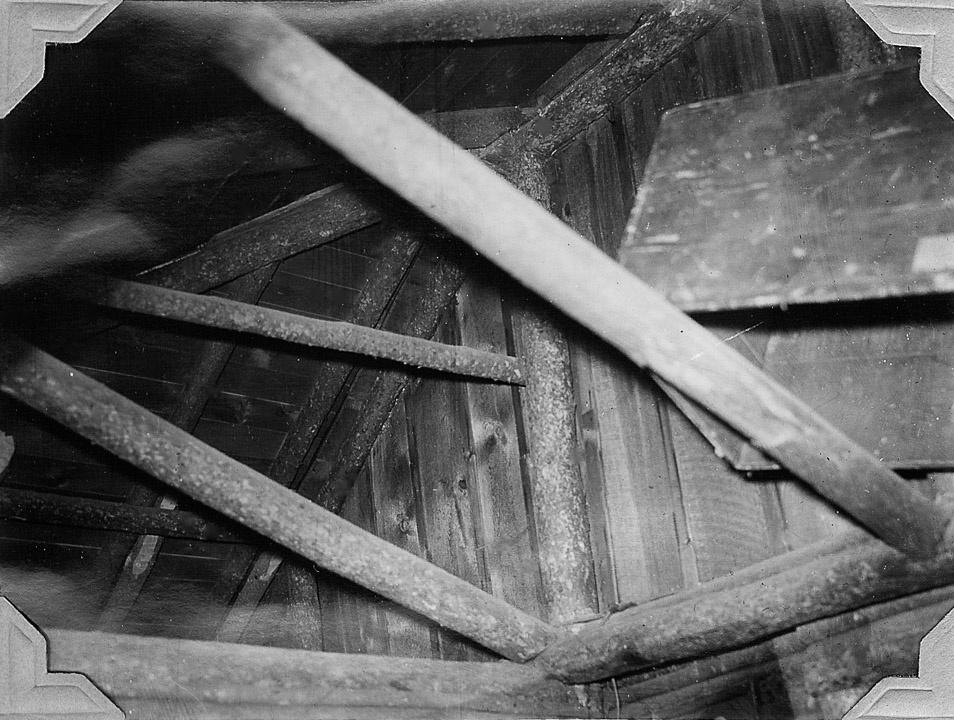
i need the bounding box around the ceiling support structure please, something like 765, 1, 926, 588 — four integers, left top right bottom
47, 629, 586, 719
535, 529, 954, 683
489, 148, 599, 626
0, 488, 254, 543
202, 6, 947, 559
115, 0, 650, 46
214, 230, 424, 643
0, 336, 559, 662
80, 277, 524, 385
94, 266, 277, 631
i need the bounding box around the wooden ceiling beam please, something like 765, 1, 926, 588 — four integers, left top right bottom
483, 0, 744, 158
118, 0, 649, 45
0, 336, 558, 662
0, 488, 254, 544
208, 7, 946, 559
79, 277, 524, 384
46, 630, 586, 718
535, 530, 954, 683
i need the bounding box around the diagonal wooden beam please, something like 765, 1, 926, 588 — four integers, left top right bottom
95, 265, 277, 631
214, 229, 422, 643
138, 183, 380, 293
534, 528, 954, 683
202, 6, 946, 559
79, 277, 524, 385
483, 0, 744, 158
216, 244, 465, 642
0, 336, 559, 662
117, 0, 648, 45
46, 630, 587, 718
0, 488, 255, 543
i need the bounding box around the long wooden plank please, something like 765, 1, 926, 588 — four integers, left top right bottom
0, 488, 252, 543
119, 0, 646, 44
201, 6, 946, 557
80, 277, 525, 385
534, 529, 954, 682
138, 183, 380, 293
0, 336, 559, 662
46, 630, 587, 719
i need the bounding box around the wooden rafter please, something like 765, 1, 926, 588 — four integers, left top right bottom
535, 529, 954, 683
79, 277, 524, 385
95, 266, 277, 630
0, 489, 254, 543
482, 0, 744, 159
0, 336, 558, 662
216, 244, 465, 642
214, 230, 424, 643
116, 0, 650, 45
202, 6, 945, 559
46, 629, 586, 718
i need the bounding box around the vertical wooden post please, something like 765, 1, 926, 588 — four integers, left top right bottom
490, 148, 598, 626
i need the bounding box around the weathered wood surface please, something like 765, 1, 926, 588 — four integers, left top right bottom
120, 0, 647, 44
203, 7, 947, 556
621, 63, 954, 310
482, 0, 743, 158
80, 277, 524, 385
534, 528, 954, 682
138, 183, 381, 293
614, 585, 954, 719
457, 276, 544, 618
46, 630, 588, 719
0, 488, 252, 542
0, 337, 559, 662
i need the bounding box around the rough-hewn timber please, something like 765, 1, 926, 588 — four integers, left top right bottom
534, 530, 954, 683
0, 337, 559, 662
0, 488, 252, 543
46, 630, 587, 719
81, 277, 524, 385
197, 6, 946, 558
118, 0, 647, 45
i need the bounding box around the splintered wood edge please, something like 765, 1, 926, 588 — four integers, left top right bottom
846, 0, 954, 122
0, 0, 123, 117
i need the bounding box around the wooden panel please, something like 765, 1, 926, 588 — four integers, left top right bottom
621, 64, 954, 311
405, 319, 493, 661
456, 274, 544, 617
368, 399, 436, 659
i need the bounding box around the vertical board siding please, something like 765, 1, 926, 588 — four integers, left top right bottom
456, 275, 545, 618
369, 398, 436, 659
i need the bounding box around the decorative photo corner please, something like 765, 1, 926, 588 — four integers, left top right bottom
846, 0, 954, 119
0, 597, 123, 718
844, 605, 954, 719
0, 0, 122, 117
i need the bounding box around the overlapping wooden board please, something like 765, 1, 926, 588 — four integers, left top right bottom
621, 62, 954, 471
621, 63, 954, 311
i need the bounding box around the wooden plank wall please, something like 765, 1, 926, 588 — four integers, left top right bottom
546, 1, 912, 716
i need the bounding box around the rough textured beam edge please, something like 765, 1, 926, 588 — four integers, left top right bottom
0, 336, 559, 662
46, 630, 587, 717
116, 0, 647, 44
193, 6, 945, 558
80, 277, 525, 385
534, 530, 954, 683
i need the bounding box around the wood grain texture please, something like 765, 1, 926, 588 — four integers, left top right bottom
456, 275, 544, 618
621, 64, 954, 311
369, 399, 436, 659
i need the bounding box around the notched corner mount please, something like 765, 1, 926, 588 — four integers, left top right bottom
0, 595, 124, 718
846, 0, 954, 122
0, 0, 122, 118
